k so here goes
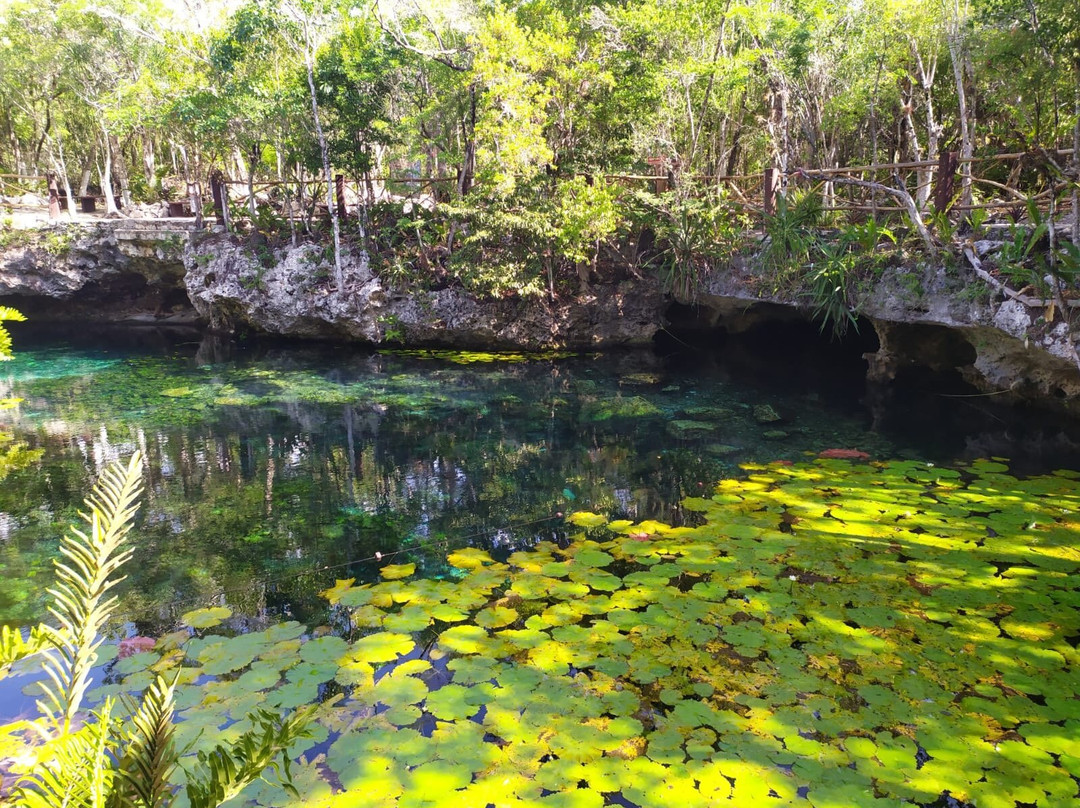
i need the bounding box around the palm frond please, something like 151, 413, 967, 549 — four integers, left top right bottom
0, 305, 25, 361
0, 624, 47, 678
15, 699, 118, 808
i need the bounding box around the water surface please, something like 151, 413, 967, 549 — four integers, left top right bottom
2, 327, 1080, 808
0, 327, 1075, 631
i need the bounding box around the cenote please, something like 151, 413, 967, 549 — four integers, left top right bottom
1, 324, 1079, 808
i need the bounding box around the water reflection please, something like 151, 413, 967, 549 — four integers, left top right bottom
0, 328, 1077, 632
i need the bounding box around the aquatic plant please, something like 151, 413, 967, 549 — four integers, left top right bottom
16, 456, 1072, 807
0, 453, 314, 807
0, 305, 26, 361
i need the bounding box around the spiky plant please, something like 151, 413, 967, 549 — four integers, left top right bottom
0, 305, 26, 361
0, 625, 46, 677
8, 452, 313, 808
36, 452, 144, 738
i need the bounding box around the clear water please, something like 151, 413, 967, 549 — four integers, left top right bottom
0, 326, 1076, 633
3, 327, 1080, 807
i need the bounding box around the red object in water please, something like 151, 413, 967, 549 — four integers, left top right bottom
818, 449, 871, 460
118, 636, 156, 658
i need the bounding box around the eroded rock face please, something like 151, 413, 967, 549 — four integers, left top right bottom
2, 222, 1079, 411
183, 234, 665, 350
858, 266, 1080, 407
0, 222, 195, 322
683, 260, 1080, 411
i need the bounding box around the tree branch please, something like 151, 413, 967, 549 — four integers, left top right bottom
793, 168, 937, 254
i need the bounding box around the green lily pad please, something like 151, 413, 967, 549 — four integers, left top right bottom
180, 606, 232, 629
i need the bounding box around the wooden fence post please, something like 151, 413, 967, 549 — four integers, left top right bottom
187, 181, 203, 229
933, 151, 958, 214
210, 170, 228, 229
47, 172, 61, 220
335, 173, 348, 220
763, 167, 780, 216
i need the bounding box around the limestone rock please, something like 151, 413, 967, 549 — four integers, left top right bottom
183, 235, 665, 350
992, 299, 1031, 338
666, 420, 716, 439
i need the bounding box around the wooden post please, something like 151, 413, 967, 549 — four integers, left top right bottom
933, 150, 958, 214
210, 170, 227, 227
187, 181, 203, 228
763, 167, 780, 216
335, 173, 348, 220
47, 172, 61, 220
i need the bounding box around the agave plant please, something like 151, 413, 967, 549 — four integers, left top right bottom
3, 452, 313, 808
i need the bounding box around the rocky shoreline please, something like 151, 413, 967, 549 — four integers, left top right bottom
2, 220, 1078, 412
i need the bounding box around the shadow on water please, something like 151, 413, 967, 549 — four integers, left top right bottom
657, 312, 1080, 474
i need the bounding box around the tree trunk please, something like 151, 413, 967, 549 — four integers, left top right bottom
78, 142, 97, 197
7, 118, 25, 176
1072, 66, 1079, 247
142, 134, 157, 195
909, 42, 939, 210
303, 22, 348, 291
247, 144, 258, 219
52, 131, 77, 219
947, 4, 974, 210
100, 128, 120, 216
726, 88, 748, 177
457, 83, 477, 198
766, 70, 790, 190
247, 147, 257, 218
109, 134, 131, 209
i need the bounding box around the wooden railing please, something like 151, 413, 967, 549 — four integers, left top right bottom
3, 147, 1076, 227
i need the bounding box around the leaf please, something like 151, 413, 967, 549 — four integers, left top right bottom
181, 607, 233, 630
567, 512, 607, 528
380, 563, 416, 580
346, 632, 415, 664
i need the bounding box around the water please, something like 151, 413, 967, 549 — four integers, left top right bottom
0, 325, 1075, 632
3, 326, 1080, 807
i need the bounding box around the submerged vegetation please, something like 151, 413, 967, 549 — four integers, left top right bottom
0, 341, 906, 629
3, 455, 1079, 806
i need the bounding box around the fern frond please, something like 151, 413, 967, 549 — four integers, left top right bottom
185, 706, 315, 808
37, 452, 144, 736
0, 624, 47, 678
0, 305, 25, 361
15, 699, 118, 808
112, 674, 179, 808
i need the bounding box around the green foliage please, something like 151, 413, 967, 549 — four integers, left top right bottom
995, 200, 1053, 289
33, 452, 144, 736
806, 241, 858, 338
0, 624, 45, 676
631, 190, 746, 298
107, 456, 1080, 807
114, 674, 178, 808
549, 177, 621, 267
185, 706, 316, 808
3, 452, 313, 808
762, 190, 824, 275
0, 305, 26, 361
